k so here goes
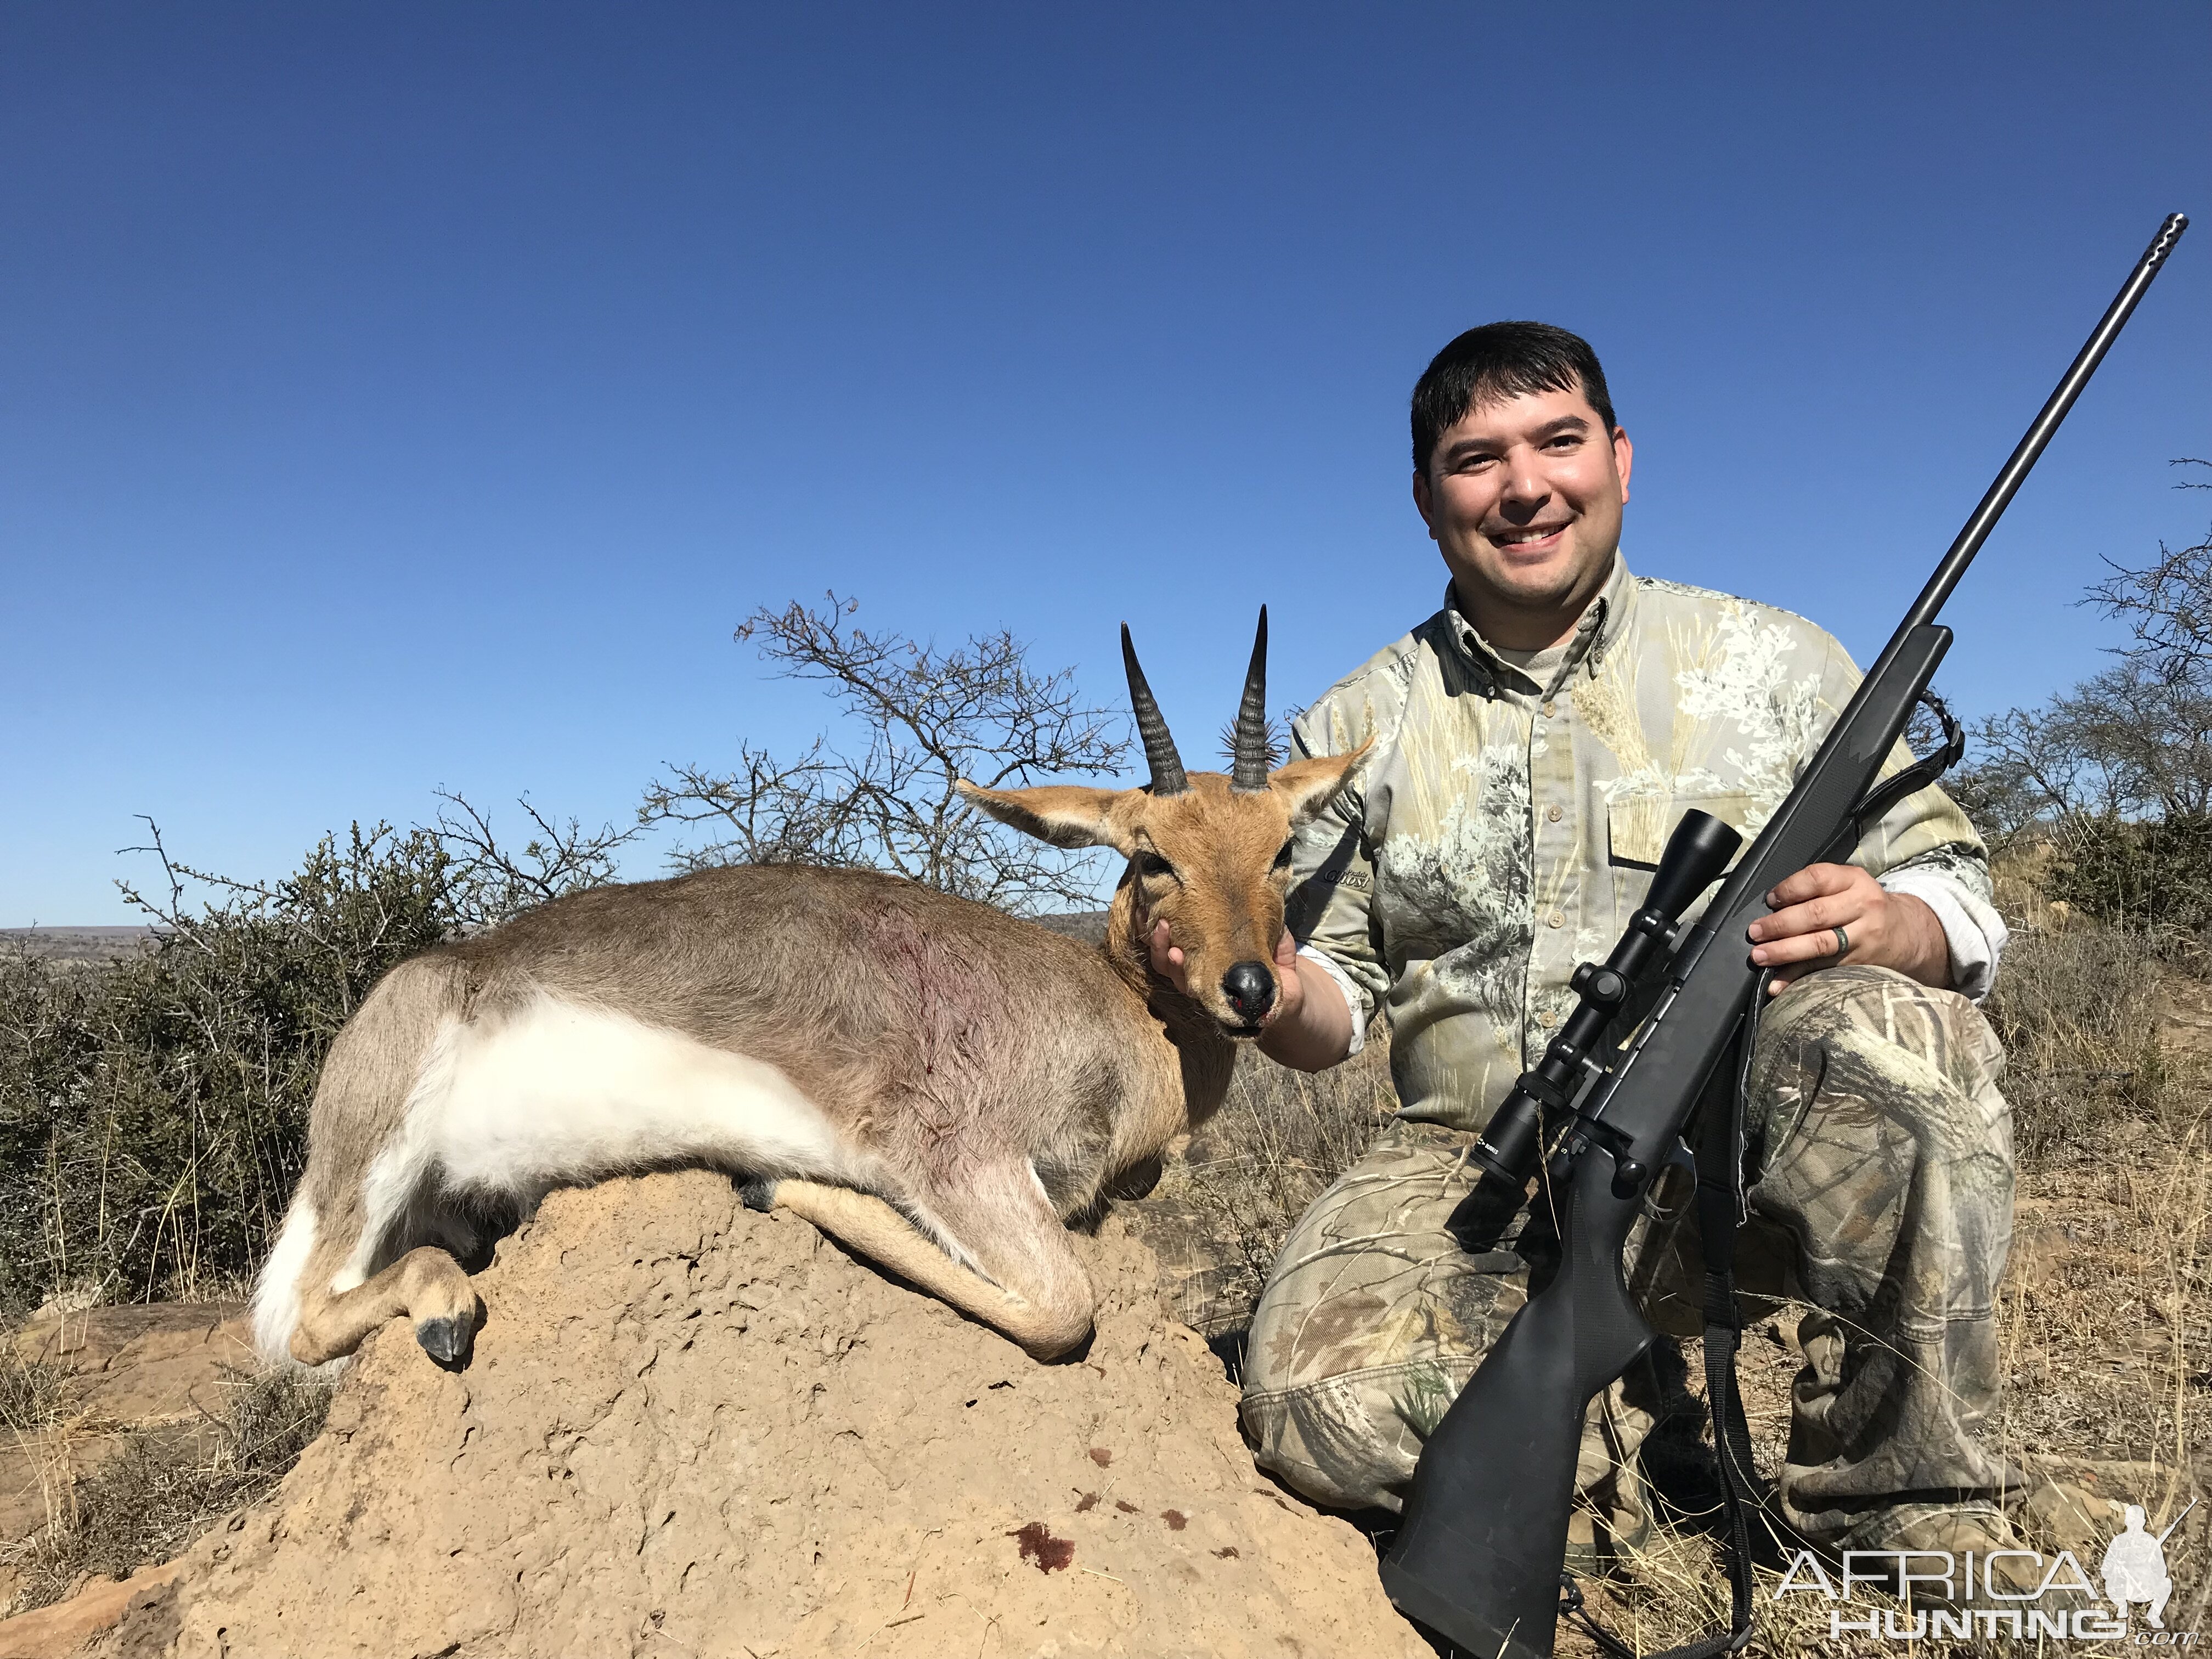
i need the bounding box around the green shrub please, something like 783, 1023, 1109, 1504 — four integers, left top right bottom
0, 789, 639, 1318
0, 825, 457, 1314
2043, 811, 2212, 950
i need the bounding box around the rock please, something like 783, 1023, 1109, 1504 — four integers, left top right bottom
2022, 1479, 2121, 1554
8, 1303, 253, 1426
2, 1303, 255, 1564
0, 1561, 179, 1658
100, 1171, 1426, 1658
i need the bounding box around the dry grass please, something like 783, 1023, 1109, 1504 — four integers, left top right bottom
0, 1349, 67, 1435
1181, 1042, 1397, 1326
1984, 921, 2171, 1161
1561, 1109, 2212, 1657
0, 1365, 333, 1617
1130, 1036, 1396, 1341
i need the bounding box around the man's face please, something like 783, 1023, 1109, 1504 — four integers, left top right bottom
1413, 382, 1633, 637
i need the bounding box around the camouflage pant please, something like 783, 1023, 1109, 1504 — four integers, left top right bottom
1240, 965, 2021, 1548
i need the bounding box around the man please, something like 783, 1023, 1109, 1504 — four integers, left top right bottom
1152, 322, 2021, 1572
2102, 1505, 2174, 1628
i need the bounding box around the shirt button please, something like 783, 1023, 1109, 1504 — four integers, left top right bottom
1542, 700, 1557, 716
1548, 910, 1565, 929
1546, 804, 1563, 823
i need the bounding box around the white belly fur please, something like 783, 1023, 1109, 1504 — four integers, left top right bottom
435, 994, 863, 1193
332, 992, 1035, 1302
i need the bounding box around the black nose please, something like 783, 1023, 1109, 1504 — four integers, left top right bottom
1221, 961, 1275, 1022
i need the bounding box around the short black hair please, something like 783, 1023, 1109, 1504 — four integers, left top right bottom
1410, 321, 1617, 476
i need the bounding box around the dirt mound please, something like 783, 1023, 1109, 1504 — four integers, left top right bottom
100, 1171, 1425, 1658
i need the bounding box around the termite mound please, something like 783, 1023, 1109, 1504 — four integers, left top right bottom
97, 1169, 1426, 1659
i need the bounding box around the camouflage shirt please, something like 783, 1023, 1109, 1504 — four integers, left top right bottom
1286, 555, 2005, 1133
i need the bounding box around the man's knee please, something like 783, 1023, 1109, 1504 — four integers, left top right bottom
1747, 965, 2015, 1330
1758, 964, 2002, 1085
1241, 1359, 1652, 1521
1237, 1118, 1506, 1510
1749, 963, 2010, 1172
1243, 1360, 1468, 1512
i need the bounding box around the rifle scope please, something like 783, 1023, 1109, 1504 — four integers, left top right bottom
1470, 808, 1742, 1188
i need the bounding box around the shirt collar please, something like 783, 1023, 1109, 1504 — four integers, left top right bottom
1442, 553, 1638, 696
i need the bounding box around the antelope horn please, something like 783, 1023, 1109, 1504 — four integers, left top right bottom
1231, 606, 1270, 791
1121, 624, 1189, 796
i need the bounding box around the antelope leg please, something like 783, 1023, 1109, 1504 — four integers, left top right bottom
769, 1177, 1094, 1358
291, 1244, 480, 1367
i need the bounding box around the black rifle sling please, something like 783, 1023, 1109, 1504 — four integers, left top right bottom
1562, 987, 1767, 1659
1835, 691, 1967, 858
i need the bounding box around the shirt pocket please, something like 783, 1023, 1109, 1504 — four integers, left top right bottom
1607, 792, 1757, 871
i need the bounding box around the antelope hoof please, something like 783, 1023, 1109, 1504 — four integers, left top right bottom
738, 1177, 780, 1214
415, 1313, 475, 1368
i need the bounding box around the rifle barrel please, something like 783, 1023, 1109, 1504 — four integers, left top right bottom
2157, 1497, 2198, 1545
1903, 212, 2188, 635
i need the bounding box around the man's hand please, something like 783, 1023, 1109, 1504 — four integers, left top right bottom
1746, 863, 1951, 994
1147, 922, 1308, 1026
1147, 918, 1190, 994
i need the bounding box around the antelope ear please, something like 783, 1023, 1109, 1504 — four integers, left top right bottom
1269, 736, 1374, 827
958, 782, 1140, 854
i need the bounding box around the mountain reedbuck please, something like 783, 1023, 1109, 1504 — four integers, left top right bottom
252, 612, 1367, 1367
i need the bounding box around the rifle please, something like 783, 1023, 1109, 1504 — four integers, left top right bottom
1379, 211, 2190, 1659
2158, 1499, 2199, 1548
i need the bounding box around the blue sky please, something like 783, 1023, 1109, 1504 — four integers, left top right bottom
4, 3, 2207, 925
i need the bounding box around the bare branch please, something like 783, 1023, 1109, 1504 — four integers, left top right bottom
2085, 460, 2212, 679
646, 595, 1131, 912
1959, 464, 2212, 848
431, 791, 639, 929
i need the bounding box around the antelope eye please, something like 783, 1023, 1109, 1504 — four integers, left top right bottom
1137, 851, 1176, 879
1272, 839, 1295, 870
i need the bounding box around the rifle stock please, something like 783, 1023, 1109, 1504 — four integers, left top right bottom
1379, 213, 2188, 1657
1379, 1152, 1646, 1659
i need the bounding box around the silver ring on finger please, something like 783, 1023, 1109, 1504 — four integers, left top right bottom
1831, 924, 1849, 960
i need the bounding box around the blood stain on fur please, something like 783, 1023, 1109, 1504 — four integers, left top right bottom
1088, 1447, 1113, 1466
1114, 1500, 1138, 1514
1009, 1522, 1075, 1573
1074, 1492, 1100, 1513
1213, 1547, 1240, 1560
1161, 1510, 1187, 1531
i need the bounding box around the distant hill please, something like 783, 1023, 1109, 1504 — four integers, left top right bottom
1, 926, 158, 965
1030, 910, 1109, 945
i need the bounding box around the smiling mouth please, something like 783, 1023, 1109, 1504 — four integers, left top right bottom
1494, 523, 1570, 549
